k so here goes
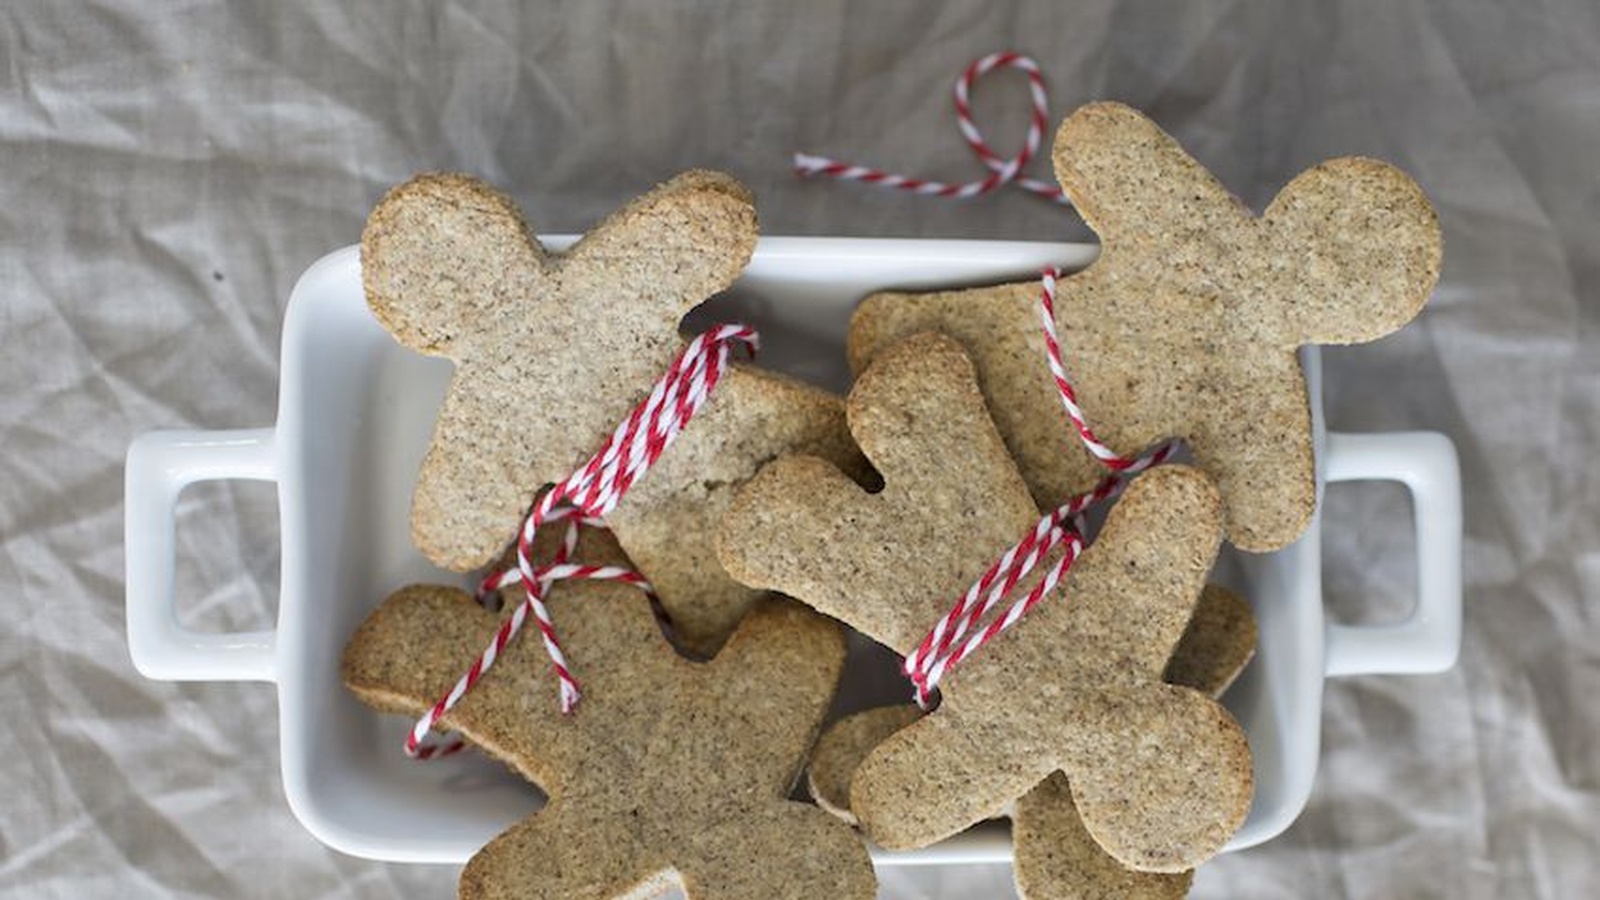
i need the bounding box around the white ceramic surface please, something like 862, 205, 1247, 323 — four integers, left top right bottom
125, 238, 1462, 866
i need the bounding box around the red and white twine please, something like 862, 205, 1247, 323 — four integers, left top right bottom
793, 53, 1181, 703
793, 52, 1070, 206
406, 324, 759, 758
414, 49, 1168, 743
901, 270, 1180, 706
1038, 269, 1179, 475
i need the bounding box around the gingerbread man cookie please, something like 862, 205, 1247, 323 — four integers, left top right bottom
807, 584, 1256, 898
850, 102, 1441, 552
342, 529, 874, 900
362, 171, 866, 655
363, 170, 759, 572
718, 332, 1252, 872
806, 583, 1257, 820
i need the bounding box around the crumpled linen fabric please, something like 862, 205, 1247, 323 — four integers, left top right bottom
2, 2, 1596, 897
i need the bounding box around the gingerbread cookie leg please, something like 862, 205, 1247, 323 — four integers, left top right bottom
681, 805, 880, 900
461, 803, 662, 900
1012, 583, 1256, 897
1014, 773, 1194, 899
849, 707, 1049, 848
807, 705, 924, 826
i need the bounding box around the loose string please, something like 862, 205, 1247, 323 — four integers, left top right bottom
406, 324, 759, 758
902, 271, 1180, 707
794, 52, 1070, 206
797, 53, 1184, 703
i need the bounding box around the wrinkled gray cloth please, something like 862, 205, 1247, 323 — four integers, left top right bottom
3, 2, 1596, 897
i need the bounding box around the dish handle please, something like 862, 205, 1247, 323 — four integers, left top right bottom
1320, 431, 1462, 677
125, 428, 278, 682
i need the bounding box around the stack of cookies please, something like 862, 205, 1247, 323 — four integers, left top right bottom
341, 102, 1441, 900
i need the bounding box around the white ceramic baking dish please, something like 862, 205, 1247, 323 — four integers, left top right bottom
125, 238, 1462, 867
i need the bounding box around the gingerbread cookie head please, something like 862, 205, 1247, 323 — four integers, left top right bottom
342, 541, 874, 899
718, 332, 1252, 871
850, 102, 1441, 552
361, 170, 759, 571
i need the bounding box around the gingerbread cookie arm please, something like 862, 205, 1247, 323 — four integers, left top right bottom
1180, 357, 1317, 553
409, 379, 555, 572
851, 706, 1054, 850
340, 584, 579, 788
715, 454, 889, 639
561, 169, 758, 340
341, 526, 676, 791
460, 800, 665, 900
1262, 157, 1442, 346
846, 283, 1032, 377
849, 282, 1141, 517
682, 804, 877, 900
1054, 102, 1253, 246
843, 330, 1031, 507
683, 598, 850, 794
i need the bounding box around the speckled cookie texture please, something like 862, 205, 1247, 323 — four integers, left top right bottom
805, 584, 1258, 824
364, 169, 760, 573
1160, 582, 1258, 698
362, 170, 866, 656
805, 584, 1257, 898
341, 527, 875, 900
849, 101, 1442, 553
807, 704, 924, 826
604, 364, 870, 658
717, 332, 1253, 872
1010, 583, 1258, 900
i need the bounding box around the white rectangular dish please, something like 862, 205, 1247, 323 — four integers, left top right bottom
125, 238, 1462, 866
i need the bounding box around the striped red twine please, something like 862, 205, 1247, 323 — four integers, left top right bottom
794, 52, 1070, 206
902, 270, 1179, 707
794, 55, 1176, 703
406, 323, 759, 758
